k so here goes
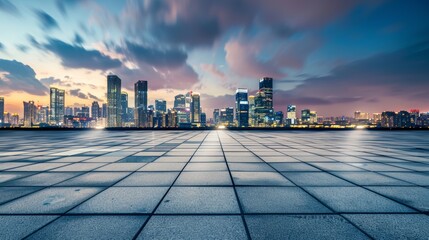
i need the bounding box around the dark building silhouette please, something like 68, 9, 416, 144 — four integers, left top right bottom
135, 80, 148, 127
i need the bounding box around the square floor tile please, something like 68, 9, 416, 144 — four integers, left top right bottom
0, 187, 102, 214
27, 215, 148, 240
0, 215, 59, 239
57, 172, 129, 187
367, 186, 429, 212
232, 171, 294, 186
175, 171, 232, 186
137, 215, 247, 239
115, 172, 179, 186
344, 214, 429, 240
184, 163, 228, 171
236, 187, 331, 213
305, 187, 414, 213
70, 187, 168, 213
281, 172, 353, 187
156, 187, 240, 213
246, 215, 368, 240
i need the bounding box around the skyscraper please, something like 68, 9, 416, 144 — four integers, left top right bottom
248, 95, 255, 126
301, 109, 311, 123
286, 105, 297, 125
259, 77, 273, 109
155, 99, 167, 113
107, 75, 122, 127
91, 101, 100, 119
121, 92, 128, 123
191, 93, 201, 125
135, 80, 148, 128
213, 109, 220, 124
174, 94, 186, 110
235, 88, 249, 127
23, 101, 36, 127
102, 103, 107, 118
220, 107, 234, 126
49, 87, 65, 125
0, 97, 4, 125
255, 77, 274, 126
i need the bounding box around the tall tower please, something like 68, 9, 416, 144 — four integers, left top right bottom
235, 88, 249, 127
135, 80, 148, 128
191, 92, 201, 124
0, 97, 4, 125
49, 87, 65, 125
23, 101, 36, 127
91, 101, 100, 119
107, 75, 122, 127
121, 92, 128, 124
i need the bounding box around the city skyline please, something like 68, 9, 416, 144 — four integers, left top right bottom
1, 0, 429, 117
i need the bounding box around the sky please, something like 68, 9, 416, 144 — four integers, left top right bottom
0, 0, 429, 118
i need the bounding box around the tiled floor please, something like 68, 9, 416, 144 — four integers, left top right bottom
0, 130, 428, 239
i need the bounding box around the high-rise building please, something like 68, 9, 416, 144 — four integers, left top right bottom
155, 99, 167, 113
102, 103, 107, 118
135, 80, 148, 128
91, 101, 100, 119
286, 105, 297, 125
381, 111, 396, 128
11, 113, 19, 126
121, 92, 128, 123
201, 112, 207, 127
248, 95, 255, 126
235, 88, 249, 127
23, 101, 36, 127
301, 109, 311, 123
81, 106, 90, 118
310, 111, 317, 124
0, 97, 4, 125
65, 107, 73, 116
49, 87, 65, 125
107, 75, 122, 127
167, 109, 178, 128
275, 111, 284, 126
397, 110, 411, 128
213, 109, 220, 124
253, 77, 274, 126
36, 105, 49, 124
191, 93, 201, 125
185, 91, 192, 109
220, 107, 234, 126
174, 94, 186, 110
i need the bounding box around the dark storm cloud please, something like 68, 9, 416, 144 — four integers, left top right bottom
0, 0, 19, 15
271, 40, 429, 112
0, 59, 48, 95
34, 10, 60, 30
40, 77, 72, 87
16, 44, 29, 53
69, 89, 88, 99
87, 93, 102, 101
56, 0, 86, 16
43, 38, 122, 70
123, 0, 361, 48
73, 33, 84, 45
124, 41, 188, 68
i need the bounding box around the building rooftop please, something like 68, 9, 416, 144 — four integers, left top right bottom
0, 130, 428, 239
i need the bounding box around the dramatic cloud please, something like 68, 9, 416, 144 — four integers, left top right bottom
0, 42, 4, 52
87, 93, 103, 102
16, 44, 29, 53
200, 64, 225, 79
124, 41, 188, 68
73, 33, 84, 45
272, 40, 429, 115
34, 10, 60, 30
0, 0, 19, 15
225, 36, 286, 79
43, 38, 122, 70
69, 88, 88, 99
40, 77, 71, 87
122, 0, 360, 48
0, 59, 48, 95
